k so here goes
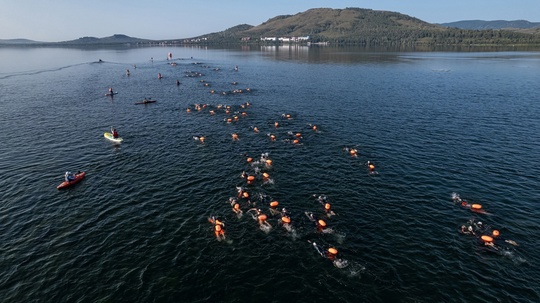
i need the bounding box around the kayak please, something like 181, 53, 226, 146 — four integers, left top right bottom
105, 92, 118, 96
57, 171, 86, 189
135, 99, 157, 105
104, 132, 123, 143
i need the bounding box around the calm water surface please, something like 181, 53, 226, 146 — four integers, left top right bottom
1, 45, 539, 303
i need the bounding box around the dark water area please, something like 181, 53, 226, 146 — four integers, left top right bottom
1, 45, 539, 303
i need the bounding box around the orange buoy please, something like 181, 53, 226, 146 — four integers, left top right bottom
262, 172, 270, 179
282, 216, 291, 223
258, 214, 267, 221
492, 230, 500, 237
481, 235, 493, 242
471, 204, 482, 210
324, 203, 331, 210
270, 201, 279, 207
318, 220, 327, 227
328, 247, 338, 255
247, 157, 253, 163
247, 175, 255, 181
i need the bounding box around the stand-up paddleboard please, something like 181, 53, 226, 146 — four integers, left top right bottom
135, 99, 157, 105
105, 92, 118, 96
57, 171, 86, 189
104, 132, 123, 143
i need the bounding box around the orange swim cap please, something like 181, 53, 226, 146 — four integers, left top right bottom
282, 216, 291, 223
262, 172, 270, 179
270, 201, 279, 207
471, 204, 482, 210
328, 248, 338, 255
258, 214, 267, 221
247, 175, 255, 181
318, 220, 327, 227
324, 203, 331, 210
233, 203, 240, 210
247, 157, 253, 163
492, 230, 500, 237
266, 159, 272, 165
242, 192, 249, 198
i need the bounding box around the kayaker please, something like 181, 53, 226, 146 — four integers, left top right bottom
111, 127, 119, 139
65, 171, 75, 182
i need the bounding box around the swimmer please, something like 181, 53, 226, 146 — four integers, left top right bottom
323, 202, 336, 217
343, 147, 357, 157
280, 209, 293, 231
192, 136, 205, 143
126, 69, 130, 76
208, 216, 226, 241
176, 79, 180, 86
247, 208, 272, 229
308, 240, 349, 268
231, 133, 239, 141
232, 202, 243, 217
158, 72, 162, 79
490, 229, 519, 246
367, 161, 376, 172
269, 201, 280, 215
460, 225, 476, 236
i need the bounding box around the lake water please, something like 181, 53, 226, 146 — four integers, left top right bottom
1, 45, 539, 303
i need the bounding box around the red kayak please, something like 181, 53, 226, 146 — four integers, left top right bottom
57, 171, 86, 189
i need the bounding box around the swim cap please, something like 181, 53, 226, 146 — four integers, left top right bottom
324, 203, 331, 210
492, 230, 500, 237
318, 220, 327, 227
328, 248, 338, 255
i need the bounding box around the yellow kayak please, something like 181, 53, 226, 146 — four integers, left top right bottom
104, 132, 123, 143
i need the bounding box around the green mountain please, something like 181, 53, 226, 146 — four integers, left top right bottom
195, 8, 540, 46
57, 34, 151, 45
439, 20, 540, 30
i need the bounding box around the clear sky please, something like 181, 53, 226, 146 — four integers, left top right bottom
1, 0, 539, 42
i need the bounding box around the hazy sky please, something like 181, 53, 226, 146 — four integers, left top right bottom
1, 0, 539, 42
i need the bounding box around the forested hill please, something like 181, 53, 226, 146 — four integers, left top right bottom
439, 20, 540, 30
200, 7, 540, 46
